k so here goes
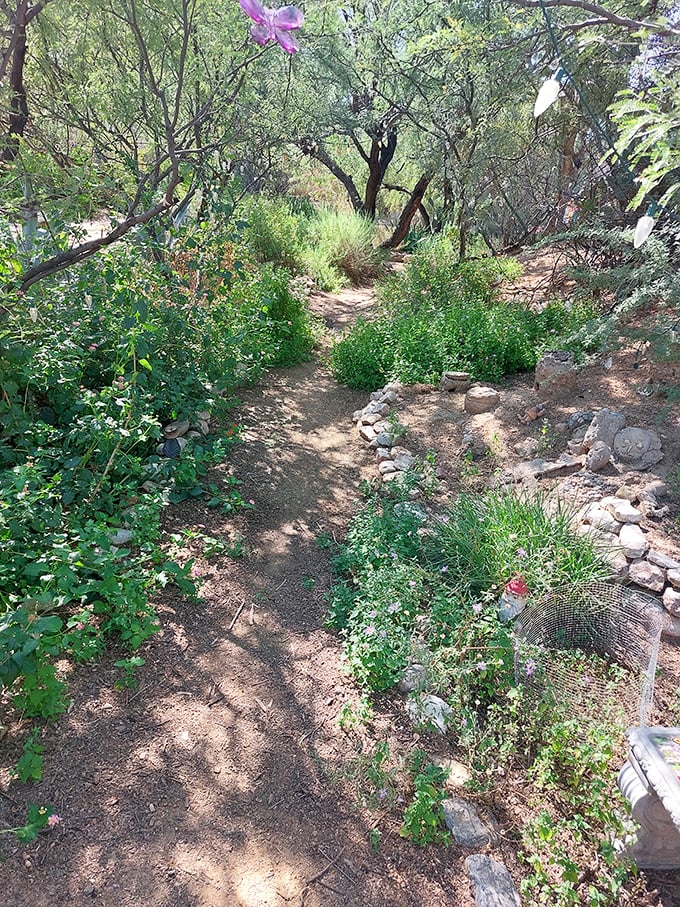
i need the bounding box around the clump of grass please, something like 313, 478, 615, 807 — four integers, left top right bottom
305, 209, 386, 286
426, 489, 611, 601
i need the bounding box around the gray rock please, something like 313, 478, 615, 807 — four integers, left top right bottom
663, 587, 680, 616
513, 438, 540, 458
582, 503, 620, 533
375, 431, 393, 447
381, 390, 399, 404
442, 798, 491, 848
619, 523, 649, 559
397, 663, 427, 692
360, 412, 383, 426
640, 479, 670, 501
375, 447, 392, 463
604, 548, 629, 578
391, 445, 413, 459
615, 485, 639, 502
667, 568, 680, 590
585, 441, 612, 472
110, 528, 133, 546
464, 386, 500, 415
352, 409, 363, 423
359, 424, 377, 442
582, 409, 626, 451
534, 350, 577, 400
465, 854, 522, 907
393, 453, 415, 471
648, 550, 680, 571
405, 693, 453, 733
610, 500, 643, 524
539, 453, 584, 478
614, 428, 663, 469
568, 411, 594, 430
382, 382, 402, 395
440, 371, 472, 392
379, 460, 397, 475
394, 501, 427, 522
628, 560, 665, 592
462, 432, 489, 460
613, 427, 663, 469
163, 419, 190, 439
662, 613, 680, 641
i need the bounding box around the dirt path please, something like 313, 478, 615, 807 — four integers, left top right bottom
0, 288, 469, 907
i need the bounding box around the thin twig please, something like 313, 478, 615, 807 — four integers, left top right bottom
228, 601, 245, 631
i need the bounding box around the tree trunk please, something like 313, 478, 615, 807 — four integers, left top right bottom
300, 141, 364, 213
3, 1, 30, 162
363, 130, 397, 219
381, 174, 431, 249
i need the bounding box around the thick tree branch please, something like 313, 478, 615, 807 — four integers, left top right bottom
512, 0, 680, 36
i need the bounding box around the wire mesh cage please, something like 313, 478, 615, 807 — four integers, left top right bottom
514, 582, 664, 726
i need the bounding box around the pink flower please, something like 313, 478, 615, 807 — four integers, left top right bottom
88, 344, 98, 351
47, 814, 61, 827
364, 625, 376, 636
76, 621, 85, 630
388, 602, 400, 613
408, 580, 417, 588
238, 0, 303, 53
472, 602, 483, 614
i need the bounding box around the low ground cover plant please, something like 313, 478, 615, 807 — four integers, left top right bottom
328, 479, 638, 905
330, 247, 598, 389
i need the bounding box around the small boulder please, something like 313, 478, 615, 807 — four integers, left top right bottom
442, 798, 491, 848
667, 568, 680, 590
163, 419, 190, 439
398, 663, 428, 693
405, 693, 453, 734
513, 438, 540, 458
639, 479, 670, 501
663, 587, 680, 616
534, 350, 577, 400
379, 460, 397, 475
440, 371, 472, 393
582, 409, 626, 451
584, 440, 612, 472
619, 523, 649, 559
464, 386, 500, 415
613, 427, 663, 469
647, 550, 680, 571
610, 500, 643, 524
465, 855, 522, 907
568, 411, 594, 430
359, 424, 377, 442
628, 560, 665, 592
110, 528, 133, 547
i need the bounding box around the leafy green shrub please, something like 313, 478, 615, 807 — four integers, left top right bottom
331, 253, 595, 389
0, 215, 318, 719
238, 195, 308, 272
400, 750, 451, 845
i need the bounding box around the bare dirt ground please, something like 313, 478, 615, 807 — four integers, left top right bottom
1, 263, 679, 906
